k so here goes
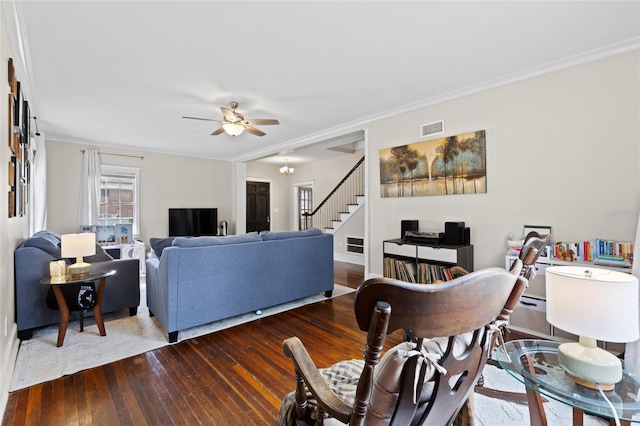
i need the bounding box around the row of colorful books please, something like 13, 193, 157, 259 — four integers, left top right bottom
383, 257, 455, 284
552, 240, 634, 263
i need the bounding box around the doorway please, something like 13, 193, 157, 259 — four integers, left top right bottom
298, 186, 313, 230
246, 181, 270, 232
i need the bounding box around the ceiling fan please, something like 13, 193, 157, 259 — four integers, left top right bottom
182, 101, 279, 137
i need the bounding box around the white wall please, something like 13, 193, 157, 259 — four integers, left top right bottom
291, 150, 364, 204
45, 140, 235, 245
0, 4, 31, 416
245, 161, 292, 232
367, 50, 640, 276
246, 150, 365, 232
333, 206, 365, 265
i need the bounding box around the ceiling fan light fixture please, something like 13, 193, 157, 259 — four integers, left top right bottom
222, 122, 245, 136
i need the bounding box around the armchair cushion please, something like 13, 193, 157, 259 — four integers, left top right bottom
21, 230, 113, 263
149, 237, 175, 258
84, 244, 114, 262
316, 335, 474, 424
22, 231, 61, 258
279, 336, 476, 426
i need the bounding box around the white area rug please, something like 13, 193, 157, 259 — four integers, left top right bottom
9, 284, 354, 391
476, 363, 608, 425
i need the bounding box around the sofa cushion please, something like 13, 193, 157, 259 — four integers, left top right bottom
84, 244, 114, 262
150, 237, 176, 258
21, 231, 62, 258
172, 232, 262, 248
260, 228, 322, 241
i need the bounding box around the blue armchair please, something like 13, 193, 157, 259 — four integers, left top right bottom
14, 230, 140, 340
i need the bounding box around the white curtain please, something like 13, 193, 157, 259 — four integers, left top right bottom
30, 133, 47, 233
624, 210, 640, 377
77, 149, 101, 228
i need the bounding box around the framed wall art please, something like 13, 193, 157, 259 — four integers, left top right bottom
8, 156, 15, 188
7, 95, 13, 150
379, 130, 486, 198
14, 81, 22, 131
7, 58, 16, 96
21, 100, 29, 145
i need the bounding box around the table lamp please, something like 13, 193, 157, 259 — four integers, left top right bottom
61, 233, 96, 278
546, 265, 639, 390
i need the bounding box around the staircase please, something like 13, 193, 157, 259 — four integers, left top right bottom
302, 156, 365, 233
326, 195, 365, 234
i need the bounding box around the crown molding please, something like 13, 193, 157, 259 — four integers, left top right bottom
2, 0, 38, 118
233, 38, 640, 163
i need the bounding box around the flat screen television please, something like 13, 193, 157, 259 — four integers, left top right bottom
169, 208, 218, 237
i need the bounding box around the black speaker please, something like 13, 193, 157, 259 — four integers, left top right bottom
401, 220, 419, 240
444, 221, 465, 245
463, 227, 471, 245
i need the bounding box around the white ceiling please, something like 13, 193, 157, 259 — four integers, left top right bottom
10, 1, 640, 167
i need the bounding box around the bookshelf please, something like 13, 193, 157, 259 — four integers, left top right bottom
383, 239, 473, 284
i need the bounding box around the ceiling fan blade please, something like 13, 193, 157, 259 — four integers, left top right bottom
244, 125, 266, 137
182, 116, 220, 122
211, 127, 225, 136
220, 107, 237, 121
246, 118, 279, 126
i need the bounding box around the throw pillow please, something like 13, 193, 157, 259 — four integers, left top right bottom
84, 244, 114, 262
150, 237, 176, 258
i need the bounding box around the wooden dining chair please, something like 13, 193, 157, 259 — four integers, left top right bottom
278, 267, 523, 425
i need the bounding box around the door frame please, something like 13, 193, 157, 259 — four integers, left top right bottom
246, 177, 273, 231
292, 180, 314, 230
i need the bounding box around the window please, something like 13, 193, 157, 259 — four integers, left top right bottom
100, 166, 140, 237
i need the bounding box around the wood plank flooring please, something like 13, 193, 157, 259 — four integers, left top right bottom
3, 261, 533, 426
2, 261, 372, 426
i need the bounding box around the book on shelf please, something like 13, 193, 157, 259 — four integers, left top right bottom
384, 257, 455, 284
551, 239, 634, 265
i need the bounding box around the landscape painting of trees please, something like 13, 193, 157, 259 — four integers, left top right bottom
379, 130, 486, 197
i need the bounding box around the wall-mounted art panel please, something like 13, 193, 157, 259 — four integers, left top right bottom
379, 130, 486, 198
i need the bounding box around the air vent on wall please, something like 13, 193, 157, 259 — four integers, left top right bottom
420, 120, 444, 138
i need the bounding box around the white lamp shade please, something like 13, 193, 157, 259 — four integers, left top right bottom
61, 233, 96, 259
546, 265, 639, 343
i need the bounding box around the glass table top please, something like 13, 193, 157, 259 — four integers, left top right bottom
496, 339, 640, 422
40, 269, 116, 285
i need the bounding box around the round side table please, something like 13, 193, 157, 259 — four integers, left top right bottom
41, 269, 116, 347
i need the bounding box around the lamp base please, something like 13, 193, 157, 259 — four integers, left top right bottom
563, 369, 614, 391
558, 338, 622, 391
68, 261, 91, 279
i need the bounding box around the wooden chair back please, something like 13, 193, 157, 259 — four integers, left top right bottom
518, 231, 551, 280
348, 267, 520, 425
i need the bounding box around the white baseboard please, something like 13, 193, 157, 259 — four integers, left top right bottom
334, 252, 364, 265
0, 325, 18, 420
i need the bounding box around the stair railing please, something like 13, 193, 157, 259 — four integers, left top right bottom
302, 156, 365, 231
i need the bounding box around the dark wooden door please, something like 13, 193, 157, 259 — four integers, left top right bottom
246, 181, 270, 232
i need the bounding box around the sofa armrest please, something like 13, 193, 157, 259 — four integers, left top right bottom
91, 259, 140, 313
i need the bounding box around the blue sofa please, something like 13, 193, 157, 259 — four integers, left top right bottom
146, 229, 334, 342
14, 230, 141, 340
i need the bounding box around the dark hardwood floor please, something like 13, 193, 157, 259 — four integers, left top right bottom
3, 261, 533, 426
2, 261, 371, 426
